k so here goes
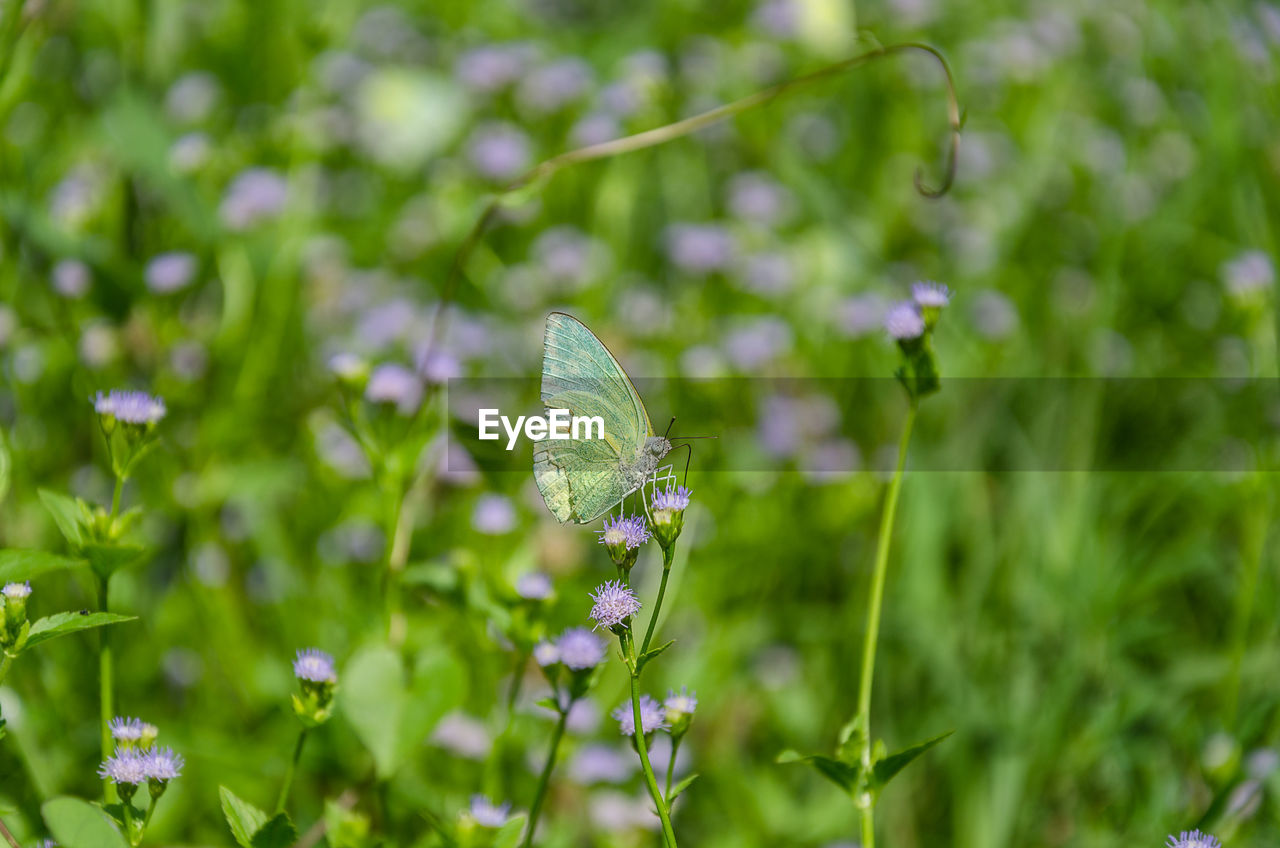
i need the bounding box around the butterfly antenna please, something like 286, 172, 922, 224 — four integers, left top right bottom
664, 417, 676, 439
667, 442, 694, 486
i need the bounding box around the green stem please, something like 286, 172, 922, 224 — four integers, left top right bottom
143, 794, 158, 830
122, 795, 136, 846
110, 475, 124, 520
383, 483, 410, 646
0, 816, 20, 848
640, 545, 676, 657
855, 404, 917, 847
624, 633, 678, 848
0, 654, 12, 688
276, 729, 308, 814
520, 707, 568, 848
1225, 501, 1267, 725
665, 736, 681, 799
98, 575, 116, 803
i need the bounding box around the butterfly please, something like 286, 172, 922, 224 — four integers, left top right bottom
534, 312, 673, 524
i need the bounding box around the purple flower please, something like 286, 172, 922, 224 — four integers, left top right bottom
884, 302, 925, 340
455, 44, 531, 93
516, 572, 553, 600
727, 172, 792, 225
431, 712, 492, 759
517, 58, 593, 114
970, 290, 1018, 340
93, 389, 166, 425
142, 746, 184, 781
837, 293, 889, 338
98, 749, 148, 785
469, 795, 512, 828
1222, 249, 1274, 298
365, 363, 423, 415
651, 486, 690, 512
664, 687, 697, 716
293, 648, 337, 683
2, 581, 30, 600
533, 641, 560, 667
598, 515, 650, 551
109, 716, 145, 742
52, 259, 91, 299
472, 494, 517, 535
1165, 832, 1221, 848
724, 317, 792, 370
911, 280, 951, 308
145, 252, 197, 294
739, 252, 795, 296
571, 113, 621, 147
752, 0, 800, 38
557, 627, 606, 670
665, 223, 737, 274
467, 122, 532, 181
589, 580, 641, 630
612, 695, 667, 736
568, 743, 635, 784
220, 168, 288, 230
165, 71, 220, 124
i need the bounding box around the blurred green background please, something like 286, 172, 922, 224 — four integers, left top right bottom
2, 0, 1280, 845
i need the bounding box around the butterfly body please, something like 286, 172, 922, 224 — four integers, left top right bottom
535, 313, 671, 524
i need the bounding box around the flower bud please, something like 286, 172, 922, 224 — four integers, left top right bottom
292, 648, 338, 727
648, 487, 691, 550
598, 515, 650, 571
1, 582, 31, 648
663, 687, 697, 739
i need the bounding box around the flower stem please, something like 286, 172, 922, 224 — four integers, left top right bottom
383, 482, 411, 647
0, 816, 20, 848
98, 575, 117, 803
110, 474, 124, 521
665, 737, 681, 798
122, 796, 136, 846
0, 654, 12, 687
276, 728, 308, 814
640, 545, 676, 657
520, 707, 568, 848
623, 633, 678, 848
855, 404, 917, 847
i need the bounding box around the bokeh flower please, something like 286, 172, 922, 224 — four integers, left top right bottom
911, 281, 951, 308
93, 389, 166, 425
589, 580, 641, 631
612, 694, 667, 736
884, 302, 925, 340
294, 648, 337, 683
364, 363, 423, 415
533, 640, 561, 667
220, 168, 288, 230
557, 627, 606, 670
516, 572, 553, 600
469, 795, 512, 828
145, 252, 198, 294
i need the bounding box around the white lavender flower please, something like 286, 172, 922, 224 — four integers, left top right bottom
293, 648, 337, 684
651, 487, 690, 512
145, 252, 198, 294
469, 795, 512, 828
1165, 831, 1221, 848
516, 572, 553, 600
98, 748, 149, 785
589, 580, 641, 631
93, 389, 167, 425
467, 122, 533, 182
364, 363, 423, 415
911, 280, 952, 308
599, 515, 650, 551
220, 168, 288, 230
557, 627, 606, 670
472, 494, 516, 535
431, 712, 492, 759
884, 302, 925, 340
52, 259, 91, 299
142, 746, 184, 781
2, 582, 31, 600
664, 687, 697, 717
568, 743, 635, 784
665, 223, 737, 274
612, 695, 668, 736
533, 641, 561, 667
1222, 249, 1275, 299
109, 716, 146, 743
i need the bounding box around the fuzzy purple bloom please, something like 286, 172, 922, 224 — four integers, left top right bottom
664, 687, 697, 716
93, 389, 166, 424
469, 795, 512, 828
145, 252, 198, 294
467, 122, 533, 181
533, 641, 560, 667
2, 581, 31, 600
558, 627, 606, 670
1165, 831, 1221, 848
516, 572, 553, 600
884, 302, 925, 340
589, 580, 641, 630
109, 716, 145, 742
665, 223, 737, 274
911, 280, 951, 308
651, 486, 691, 512
365, 363, 423, 415
220, 168, 288, 230
568, 743, 635, 784
98, 749, 149, 785
598, 515, 650, 551
52, 259, 91, 299
142, 746, 184, 781
612, 694, 667, 736
293, 648, 337, 683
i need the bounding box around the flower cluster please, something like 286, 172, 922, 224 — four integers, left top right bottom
612, 694, 668, 737
884, 280, 951, 402
598, 514, 650, 570
292, 648, 338, 727
99, 718, 183, 802
588, 580, 641, 632
109, 715, 159, 749
92, 389, 167, 428
1, 581, 32, 650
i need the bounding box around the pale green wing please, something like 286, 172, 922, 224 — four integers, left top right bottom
535, 313, 652, 524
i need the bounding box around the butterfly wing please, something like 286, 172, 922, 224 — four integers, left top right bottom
535, 312, 652, 524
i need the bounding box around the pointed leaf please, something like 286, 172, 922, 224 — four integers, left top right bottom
220, 786, 269, 848
0, 549, 84, 584
26, 612, 137, 649
81, 543, 146, 580
870, 730, 953, 792
324, 800, 371, 848
250, 813, 298, 848
492, 815, 526, 848
38, 489, 89, 548
340, 645, 407, 779
776, 751, 860, 793
42, 797, 128, 848
667, 773, 700, 803
637, 639, 675, 672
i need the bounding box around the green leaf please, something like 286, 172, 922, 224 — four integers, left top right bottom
492, 815, 526, 848
340, 645, 407, 779
637, 639, 675, 671
26, 612, 137, 649
220, 786, 270, 848
38, 489, 89, 548
533, 697, 561, 713
403, 647, 468, 751
667, 773, 700, 803
324, 800, 371, 848
42, 797, 128, 848
870, 730, 953, 792
81, 543, 146, 580
250, 813, 298, 848
0, 549, 84, 584
776, 750, 861, 793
